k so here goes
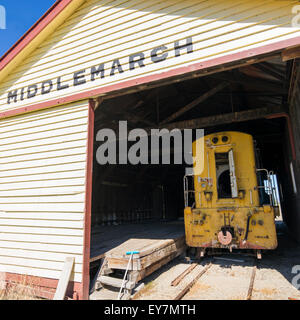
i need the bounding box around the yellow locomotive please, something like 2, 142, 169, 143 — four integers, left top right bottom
184, 132, 279, 258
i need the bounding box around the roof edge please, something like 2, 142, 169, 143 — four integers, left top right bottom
0, 0, 74, 72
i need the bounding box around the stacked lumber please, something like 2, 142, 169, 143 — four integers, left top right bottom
90, 222, 185, 263
105, 235, 186, 281
90, 222, 186, 298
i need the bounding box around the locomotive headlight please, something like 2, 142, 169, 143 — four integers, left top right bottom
212, 137, 219, 144
222, 136, 229, 143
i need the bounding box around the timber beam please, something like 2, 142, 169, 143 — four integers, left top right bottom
282, 46, 300, 62
151, 105, 287, 131
160, 81, 229, 125
211, 72, 286, 94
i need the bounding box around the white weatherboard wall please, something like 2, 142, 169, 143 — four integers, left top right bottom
0, 100, 89, 283
1, 0, 300, 112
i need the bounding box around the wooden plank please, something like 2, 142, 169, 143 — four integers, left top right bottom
0, 226, 84, 236
135, 236, 185, 258
0, 211, 84, 220
138, 244, 186, 281
99, 276, 135, 290
0, 102, 88, 128
102, 234, 183, 259
105, 239, 157, 259
0, 155, 86, 172
0, 186, 85, 197
90, 253, 105, 263
0, 133, 88, 155
0, 248, 83, 263
0, 218, 84, 228
0, 255, 82, 273
0, 233, 83, 245
107, 257, 141, 271
0, 126, 87, 147
0, 117, 87, 141
139, 238, 185, 269
107, 237, 185, 271
0, 203, 85, 213
53, 257, 75, 300
0, 139, 87, 159
0, 240, 83, 254
106, 236, 185, 259
90, 223, 185, 263
171, 263, 198, 287
0, 264, 81, 283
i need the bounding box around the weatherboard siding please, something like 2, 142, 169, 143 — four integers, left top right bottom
1, 0, 300, 112
0, 100, 89, 283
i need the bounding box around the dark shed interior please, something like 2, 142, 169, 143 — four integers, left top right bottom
89, 56, 300, 276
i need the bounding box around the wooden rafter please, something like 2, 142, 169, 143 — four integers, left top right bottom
95, 92, 157, 127
282, 46, 300, 62
160, 82, 229, 125
152, 105, 286, 131
211, 72, 286, 93
288, 59, 300, 105
254, 62, 284, 81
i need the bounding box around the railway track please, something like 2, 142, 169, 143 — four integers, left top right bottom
171, 259, 258, 301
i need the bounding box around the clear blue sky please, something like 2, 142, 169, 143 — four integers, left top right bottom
0, 1, 56, 57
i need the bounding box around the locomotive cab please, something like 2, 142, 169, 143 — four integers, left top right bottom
184, 131, 279, 258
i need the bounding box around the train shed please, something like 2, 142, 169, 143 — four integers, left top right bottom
1, 0, 300, 300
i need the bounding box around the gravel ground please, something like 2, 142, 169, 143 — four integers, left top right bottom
135, 222, 300, 300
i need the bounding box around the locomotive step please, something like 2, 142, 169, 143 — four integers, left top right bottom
99, 275, 136, 290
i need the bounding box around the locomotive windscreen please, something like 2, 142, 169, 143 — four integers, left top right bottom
215, 153, 232, 199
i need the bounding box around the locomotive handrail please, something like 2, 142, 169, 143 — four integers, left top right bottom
184, 175, 200, 208
184, 169, 279, 209
256, 168, 279, 208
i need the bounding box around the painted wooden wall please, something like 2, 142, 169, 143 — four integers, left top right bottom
0, 100, 89, 283
1, 0, 300, 113
0, 0, 300, 289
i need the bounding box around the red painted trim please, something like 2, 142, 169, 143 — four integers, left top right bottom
1, 36, 300, 121
266, 113, 297, 160
0, 0, 73, 71
238, 241, 277, 250
81, 99, 95, 300
2, 272, 81, 300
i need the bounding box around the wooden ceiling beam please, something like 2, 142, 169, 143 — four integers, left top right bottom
152, 105, 287, 131
282, 46, 300, 62
254, 63, 284, 81
160, 81, 229, 125
210, 72, 286, 93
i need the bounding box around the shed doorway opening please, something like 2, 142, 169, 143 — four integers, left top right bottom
88, 56, 299, 298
